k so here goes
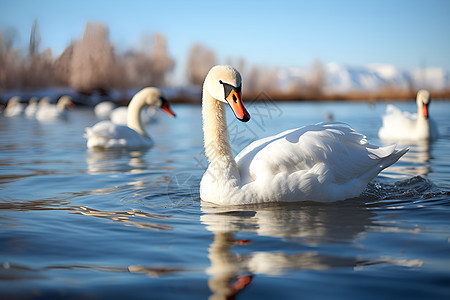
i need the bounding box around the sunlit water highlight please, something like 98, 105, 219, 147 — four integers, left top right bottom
1, 100, 449, 299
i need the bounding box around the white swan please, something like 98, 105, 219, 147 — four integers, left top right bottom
94, 101, 116, 120
378, 89, 438, 141
36, 95, 74, 122
25, 97, 39, 118
110, 106, 156, 125
4, 96, 24, 117
84, 87, 175, 149
199, 65, 408, 205
39, 97, 51, 107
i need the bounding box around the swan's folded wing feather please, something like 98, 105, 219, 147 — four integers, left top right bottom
236, 122, 405, 186
84, 121, 151, 149
85, 121, 133, 139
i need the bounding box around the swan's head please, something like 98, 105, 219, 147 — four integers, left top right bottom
204, 65, 250, 122
7, 96, 21, 107
29, 97, 38, 105
138, 87, 176, 117
57, 95, 75, 110
416, 89, 431, 119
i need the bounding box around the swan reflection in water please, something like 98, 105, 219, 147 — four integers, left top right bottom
201, 201, 423, 299
86, 149, 149, 174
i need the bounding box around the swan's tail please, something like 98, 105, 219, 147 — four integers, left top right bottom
378, 145, 409, 171
362, 144, 409, 182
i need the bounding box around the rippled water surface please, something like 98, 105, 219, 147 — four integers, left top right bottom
1, 100, 449, 299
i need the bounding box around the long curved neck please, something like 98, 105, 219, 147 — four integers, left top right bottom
57, 101, 68, 112
202, 85, 235, 166
415, 104, 431, 140
127, 99, 149, 138
6, 101, 16, 110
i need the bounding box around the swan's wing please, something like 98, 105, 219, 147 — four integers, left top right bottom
236, 122, 406, 186
36, 106, 59, 121
85, 121, 130, 138
25, 103, 38, 117
5, 103, 24, 117
84, 121, 151, 149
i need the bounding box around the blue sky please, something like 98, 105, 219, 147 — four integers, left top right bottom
1, 0, 449, 82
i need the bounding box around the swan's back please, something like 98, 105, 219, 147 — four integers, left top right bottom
85, 120, 152, 149
235, 122, 407, 202
94, 101, 116, 120
378, 105, 416, 140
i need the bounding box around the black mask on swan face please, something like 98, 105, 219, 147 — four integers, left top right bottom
219, 80, 249, 122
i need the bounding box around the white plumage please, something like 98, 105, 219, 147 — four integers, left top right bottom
36, 96, 74, 122
199, 66, 408, 205
378, 89, 438, 141
25, 97, 39, 118
4, 96, 24, 117
94, 101, 116, 120
84, 87, 175, 150
110, 106, 157, 125
85, 120, 153, 149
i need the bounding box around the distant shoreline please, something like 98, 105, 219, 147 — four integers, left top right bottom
2, 87, 449, 106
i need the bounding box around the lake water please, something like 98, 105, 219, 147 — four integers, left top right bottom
1, 99, 449, 299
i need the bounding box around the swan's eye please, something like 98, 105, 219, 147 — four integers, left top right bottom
220, 81, 241, 100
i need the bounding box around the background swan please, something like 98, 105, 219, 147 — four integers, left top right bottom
110, 106, 157, 125
4, 96, 24, 117
200, 65, 408, 205
36, 95, 74, 122
84, 87, 175, 149
24, 97, 39, 118
378, 89, 438, 141
94, 101, 116, 120
39, 96, 51, 107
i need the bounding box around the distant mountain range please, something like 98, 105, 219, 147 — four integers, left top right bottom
278, 63, 450, 93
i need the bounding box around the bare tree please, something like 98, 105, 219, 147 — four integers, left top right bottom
53, 43, 73, 86
0, 29, 25, 91
26, 48, 54, 89
307, 59, 326, 98
119, 33, 174, 88
29, 20, 41, 57
23, 20, 57, 89
186, 44, 216, 86
69, 22, 119, 94
149, 34, 174, 86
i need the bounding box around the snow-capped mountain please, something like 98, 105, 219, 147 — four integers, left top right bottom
278, 63, 450, 93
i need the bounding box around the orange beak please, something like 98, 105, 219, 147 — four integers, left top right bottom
161, 101, 176, 117
226, 90, 250, 122
422, 103, 428, 119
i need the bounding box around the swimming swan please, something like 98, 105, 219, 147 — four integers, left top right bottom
200, 65, 408, 205
36, 95, 74, 122
84, 87, 175, 149
4, 96, 24, 117
94, 101, 116, 120
378, 89, 438, 141
25, 97, 39, 118
110, 106, 156, 125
